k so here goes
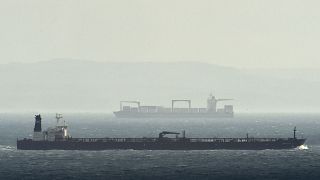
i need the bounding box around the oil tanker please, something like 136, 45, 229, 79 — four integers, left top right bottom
114, 94, 234, 118
17, 114, 306, 150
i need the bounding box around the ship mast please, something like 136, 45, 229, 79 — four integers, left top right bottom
56, 113, 63, 126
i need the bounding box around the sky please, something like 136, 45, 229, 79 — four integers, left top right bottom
0, 0, 320, 68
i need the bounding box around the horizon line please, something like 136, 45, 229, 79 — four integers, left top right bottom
1, 59, 319, 70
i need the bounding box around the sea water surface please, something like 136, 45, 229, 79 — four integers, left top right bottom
0, 113, 320, 180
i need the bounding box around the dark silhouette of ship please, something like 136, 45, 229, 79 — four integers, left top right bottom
17, 114, 306, 150
114, 94, 234, 118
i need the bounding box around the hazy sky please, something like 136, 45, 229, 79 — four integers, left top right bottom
1, 0, 320, 68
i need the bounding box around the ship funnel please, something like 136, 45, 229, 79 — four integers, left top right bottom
34, 114, 42, 132
33, 114, 44, 141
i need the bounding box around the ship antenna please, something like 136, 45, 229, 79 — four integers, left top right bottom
56, 113, 63, 125
294, 126, 296, 139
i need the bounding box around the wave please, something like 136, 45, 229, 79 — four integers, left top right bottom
298, 144, 309, 150
0, 145, 15, 151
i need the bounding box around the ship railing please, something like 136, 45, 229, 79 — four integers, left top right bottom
67, 137, 159, 143
64, 137, 292, 143
189, 138, 290, 143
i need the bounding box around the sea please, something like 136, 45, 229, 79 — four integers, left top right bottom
0, 113, 320, 180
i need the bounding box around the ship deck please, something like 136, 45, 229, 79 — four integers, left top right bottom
61, 137, 295, 143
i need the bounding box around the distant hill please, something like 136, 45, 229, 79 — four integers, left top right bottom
0, 60, 319, 113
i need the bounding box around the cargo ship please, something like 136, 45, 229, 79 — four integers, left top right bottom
114, 94, 234, 118
17, 114, 306, 150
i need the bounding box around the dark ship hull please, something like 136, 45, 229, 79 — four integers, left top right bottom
17, 138, 305, 150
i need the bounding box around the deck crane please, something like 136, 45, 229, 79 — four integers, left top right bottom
120, 101, 141, 111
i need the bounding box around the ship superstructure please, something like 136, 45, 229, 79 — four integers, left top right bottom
114, 94, 234, 118
17, 114, 306, 150
31, 114, 70, 142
